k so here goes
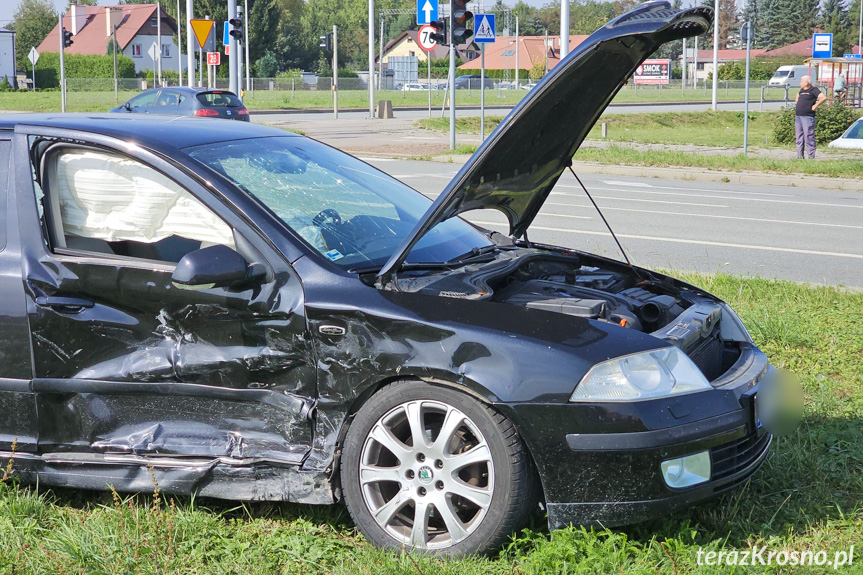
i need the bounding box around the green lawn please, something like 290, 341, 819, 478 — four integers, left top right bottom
0, 85, 787, 114
418, 110, 779, 148
1, 274, 861, 574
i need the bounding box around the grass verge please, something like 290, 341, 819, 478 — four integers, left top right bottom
1, 274, 861, 574
575, 146, 863, 178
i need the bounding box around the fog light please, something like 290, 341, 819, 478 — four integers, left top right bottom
660, 450, 711, 488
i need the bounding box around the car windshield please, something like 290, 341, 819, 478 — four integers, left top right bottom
185, 137, 492, 270
773, 71, 789, 78
842, 119, 863, 139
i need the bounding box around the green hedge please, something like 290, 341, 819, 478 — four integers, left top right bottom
34, 52, 136, 89
772, 103, 858, 145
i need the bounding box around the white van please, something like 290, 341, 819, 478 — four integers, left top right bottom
768, 65, 812, 87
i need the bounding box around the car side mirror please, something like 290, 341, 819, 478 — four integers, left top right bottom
172, 244, 261, 288
124, 102, 131, 111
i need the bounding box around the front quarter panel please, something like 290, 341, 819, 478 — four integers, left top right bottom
292, 256, 665, 473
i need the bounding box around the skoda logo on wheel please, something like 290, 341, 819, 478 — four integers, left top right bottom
417, 466, 434, 484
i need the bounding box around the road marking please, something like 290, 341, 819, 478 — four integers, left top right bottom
469, 222, 863, 260
392, 173, 458, 179
547, 197, 727, 208
555, 185, 863, 209
537, 205, 863, 230
598, 180, 794, 197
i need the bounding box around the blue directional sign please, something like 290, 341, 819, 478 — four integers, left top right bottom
223, 21, 230, 46
843, 53, 862, 59
474, 13, 495, 43
812, 33, 833, 58
417, 0, 437, 25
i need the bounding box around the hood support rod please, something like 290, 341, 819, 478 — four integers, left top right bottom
567, 165, 635, 269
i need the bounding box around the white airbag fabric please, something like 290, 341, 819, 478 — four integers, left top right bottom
56, 150, 234, 247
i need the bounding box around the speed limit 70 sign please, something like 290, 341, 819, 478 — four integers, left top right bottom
207, 52, 221, 66
417, 24, 438, 51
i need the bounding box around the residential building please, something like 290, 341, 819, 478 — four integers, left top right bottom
458, 35, 589, 75
377, 30, 479, 66
37, 4, 183, 75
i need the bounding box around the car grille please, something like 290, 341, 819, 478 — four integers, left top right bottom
710, 431, 771, 484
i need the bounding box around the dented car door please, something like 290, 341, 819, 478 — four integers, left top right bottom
14, 127, 317, 465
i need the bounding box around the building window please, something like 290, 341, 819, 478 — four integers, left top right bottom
161, 44, 170, 58
150, 17, 157, 27
131, 44, 142, 58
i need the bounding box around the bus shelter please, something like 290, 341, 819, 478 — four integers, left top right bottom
805, 57, 863, 106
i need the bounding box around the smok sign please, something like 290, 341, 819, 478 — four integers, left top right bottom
634, 59, 670, 84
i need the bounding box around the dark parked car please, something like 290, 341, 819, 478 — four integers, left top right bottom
110, 87, 250, 121
0, 3, 771, 557
454, 74, 495, 90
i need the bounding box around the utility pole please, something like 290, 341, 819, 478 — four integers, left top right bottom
711, 0, 718, 110
544, 29, 548, 76
379, 17, 384, 90
236, 7, 244, 99
157, 5, 162, 86
560, 0, 568, 59
742, 22, 752, 155
449, 0, 456, 150
186, 0, 194, 87
244, 0, 250, 93
177, 0, 183, 86
682, 37, 687, 90
514, 17, 519, 89
228, 0, 238, 96
333, 25, 339, 119
113, 25, 118, 103
369, 0, 376, 118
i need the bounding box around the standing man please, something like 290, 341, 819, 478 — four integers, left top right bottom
794, 75, 827, 159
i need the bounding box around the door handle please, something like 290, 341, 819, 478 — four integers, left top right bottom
35, 296, 95, 312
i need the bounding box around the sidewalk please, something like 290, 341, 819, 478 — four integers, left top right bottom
264, 115, 863, 191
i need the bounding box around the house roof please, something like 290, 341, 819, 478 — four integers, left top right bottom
37, 4, 176, 56
459, 35, 589, 71
378, 30, 477, 62
764, 37, 861, 57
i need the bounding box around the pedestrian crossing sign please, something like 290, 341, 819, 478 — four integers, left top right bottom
474, 14, 495, 43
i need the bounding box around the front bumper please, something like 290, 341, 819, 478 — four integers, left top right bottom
500, 343, 773, 529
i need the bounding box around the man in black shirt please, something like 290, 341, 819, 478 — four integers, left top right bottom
794, 75, 827, 159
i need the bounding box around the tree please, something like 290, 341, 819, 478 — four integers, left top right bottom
849, 0, 862, 53
8, 0, 57, 71
716, 0, 738, 48
821, 0, 853, 55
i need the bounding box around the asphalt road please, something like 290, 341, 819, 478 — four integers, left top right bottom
363, 158, 863, 288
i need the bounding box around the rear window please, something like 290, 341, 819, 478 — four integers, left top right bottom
197, 92, 243, 108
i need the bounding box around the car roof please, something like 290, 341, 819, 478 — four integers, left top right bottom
0, 113, 296, 149
139, 87, 240, 96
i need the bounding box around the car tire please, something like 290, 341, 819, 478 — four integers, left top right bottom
341, 379, 538, 556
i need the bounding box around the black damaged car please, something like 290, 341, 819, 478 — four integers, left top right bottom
0, 2, 772, 556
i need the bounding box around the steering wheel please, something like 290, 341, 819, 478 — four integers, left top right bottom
313, 208, 342, 227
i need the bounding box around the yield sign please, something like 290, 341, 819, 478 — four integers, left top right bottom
190, 19, 215, 50
28, 47, 39, 66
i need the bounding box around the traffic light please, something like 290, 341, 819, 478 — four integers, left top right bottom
62, 27, 73, 48
450, 0, 473, 45
429, 18, 448, 46
319, 33, 332, 52
229, 17, 243, 41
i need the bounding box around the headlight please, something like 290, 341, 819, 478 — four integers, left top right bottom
569, 347, 711, 402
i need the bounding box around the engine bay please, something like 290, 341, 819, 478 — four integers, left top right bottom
392, 247, 740, 381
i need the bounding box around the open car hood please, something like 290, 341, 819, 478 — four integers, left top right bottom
378, 1, 712, 280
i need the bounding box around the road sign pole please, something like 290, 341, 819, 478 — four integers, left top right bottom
428, 53, 432, 117
711, 0, 718, 110
157, 5, 161, 86
186, 0, 194, 87
369, 0, 375, 118
59, 14, 66, 113
245, 0, 250, 93
481, 43, 485, 141
113, 25, 118, 102
228, 0, 238, 95
743, 22, 752, 156
333, 25, 339, 120
449, 0, 456, 150
29, 47, 39, 92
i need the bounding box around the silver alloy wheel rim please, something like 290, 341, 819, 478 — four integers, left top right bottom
358, 399, 495, 550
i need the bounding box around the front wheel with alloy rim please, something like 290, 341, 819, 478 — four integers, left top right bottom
341, 380, 538, 556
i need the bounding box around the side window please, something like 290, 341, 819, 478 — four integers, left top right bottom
129, 90, 159, 109
0, 140, 9, 252
156, 91, 180, 107
789, 72, 795, 78
34, 145, 234, 264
